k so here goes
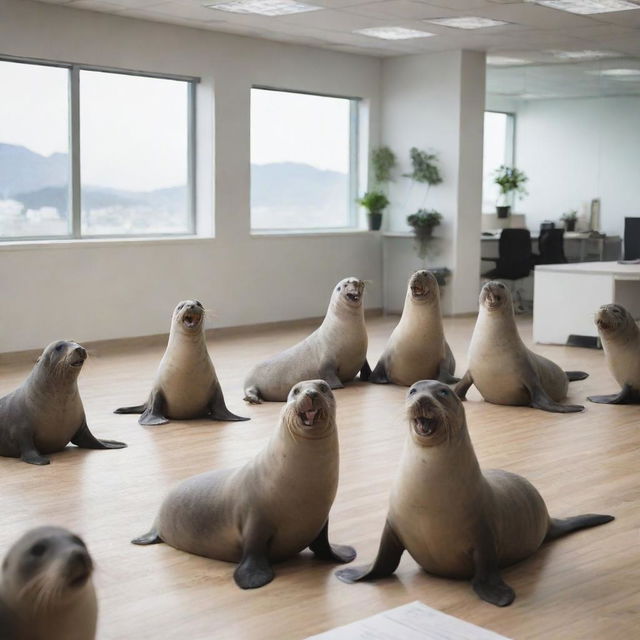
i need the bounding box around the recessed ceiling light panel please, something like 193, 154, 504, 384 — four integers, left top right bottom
487, 56, 531, 66
203, 0, 322, 16
592, 68, 640, 76
529, 0, 640, 15
426, 17, 510, 29
548, 50, 621, 60
354, 27, 435, 40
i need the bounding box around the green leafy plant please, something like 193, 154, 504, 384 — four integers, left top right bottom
371, 146, 396, 186
561, 210, 578, 222
404, 148, 443, 186
494, 165, 528, 198
406, 209, 442, 259
357, 190, 389, 215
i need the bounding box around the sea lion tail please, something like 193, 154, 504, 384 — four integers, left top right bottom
131, 529, 163, 546
114, 404, 147, 415
565, 371, 589, 382
546, 514, 614, 541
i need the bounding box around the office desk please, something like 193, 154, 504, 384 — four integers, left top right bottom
533, 262, 640, 344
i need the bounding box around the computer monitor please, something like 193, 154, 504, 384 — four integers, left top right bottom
624, 217, 640, 260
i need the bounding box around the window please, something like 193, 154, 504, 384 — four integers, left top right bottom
0, 58, 195, 241
482, 111, 515, 212
250, 88, 358, 231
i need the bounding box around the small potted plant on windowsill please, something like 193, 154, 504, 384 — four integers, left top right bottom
561, 210, 578, 232
407, 209, 442, 259
357, 190, 389, 231
494, 165, 528, 218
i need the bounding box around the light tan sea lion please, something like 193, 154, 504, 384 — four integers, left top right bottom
588, 304, 640, 404
115, 300, 248, 425
455, 281, 588, 413
0, 341, 126, 465
0, 526, 97, 640
370, 270, 457, 386
243, 278, 370, 403
131, 380, 356, 589
336, 380, 614, 606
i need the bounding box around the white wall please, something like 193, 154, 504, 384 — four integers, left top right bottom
0, 0, 382, 353
514, 95, 640, 236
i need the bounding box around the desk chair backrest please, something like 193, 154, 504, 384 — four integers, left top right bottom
624, 217, 640, 260
538, 228, 567, 264
497, 228, 533, 280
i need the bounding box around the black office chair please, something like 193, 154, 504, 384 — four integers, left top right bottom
623, 217, 640, 260
535, 228, 567, 265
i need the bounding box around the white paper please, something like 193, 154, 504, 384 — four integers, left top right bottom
305, 601, 512, 640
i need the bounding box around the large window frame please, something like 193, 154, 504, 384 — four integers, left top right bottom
482, 110, 516, 213
250, 85, 360, 233
0, 55, 198, 242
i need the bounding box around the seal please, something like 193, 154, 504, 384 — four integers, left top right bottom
455, 281, 588, 413
115, 300, 248, 425
131, 379, 356, 589
0, 526, 97, 640
370, 270, 457, 386
0, 340, 126, 465
336, 380, 614, 606
243, 278, 370, 403
588, 304, 640, 404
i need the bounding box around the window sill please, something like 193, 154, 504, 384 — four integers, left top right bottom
250, 228, 374, 239
0, 235, 214, 252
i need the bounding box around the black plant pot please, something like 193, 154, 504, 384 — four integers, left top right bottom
564, 220, 576, 232
368, 213, 382, 231
496, 205, 511, 219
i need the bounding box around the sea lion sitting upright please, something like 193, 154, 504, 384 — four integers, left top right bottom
0, 341, 126, 465
115, 300, 248, 425
336, 380, 614, 606
132, 380, 356, 589
370, 270, 457, 386
0, 526, 98, 640
588, 304, 640, 404
243, 278, 370, 403
455, 281, 588, 413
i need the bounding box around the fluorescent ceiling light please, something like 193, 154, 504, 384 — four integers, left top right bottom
549, 50, 620, 60
487, 56, 531, 66
425, 17, 509, 29
203, 0, 322, 16
528, 0, 640, 15
590, 68, 640, 75
354, 27, 435, 40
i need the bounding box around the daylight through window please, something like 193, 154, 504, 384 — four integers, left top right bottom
482, 111, 515, 213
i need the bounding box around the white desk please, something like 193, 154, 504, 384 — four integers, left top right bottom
533, 262, 640, 344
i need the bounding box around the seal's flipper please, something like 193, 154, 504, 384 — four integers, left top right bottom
545, 514, 614, 542
17, 430, 50, 465
114, 403, 146, 415
335, 521, 404, 583
234, 520, 275, 589
437, 358, 460, 385
21, 450, 50, 466
243, 386, 263, 405
139, 389, 169, 426
529, 385, 584, 413
131, 529, 163, 545
208, 386, 249, 422
369, 358, 390, 384
566, 371, 589, 382
319, 365, 344, 390
71, 422, 127, 449
454, 370, 474, 400
359, 359, 372, 382
471, 526, 515, 607
588, 383, 640, 404
309, 521, 356, 564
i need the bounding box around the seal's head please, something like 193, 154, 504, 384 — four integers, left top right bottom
595, 304, 634, 338
479, 281, 511, 313
1, 526, 94, 611
408, 270, 438, 304
38, 341, 87, 378
285, 379, 336, 439
332, 278, 365, 311
405, 380, 465, 447
173, 300, 205, 332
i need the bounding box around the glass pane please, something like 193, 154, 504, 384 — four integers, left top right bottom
0, 61, 70, 239
482, 112, 509, 212
251, 89, 353, 230
80, 71, 190, 236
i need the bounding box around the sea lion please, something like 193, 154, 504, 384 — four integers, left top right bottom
0, 526, 97, 640
0, 340, 126, 465
455, 281, 588, 413
131, 380, 356, 589
588, 304, 640, 404
115, 300, 248, 425
336, 380, 614, 606
243, 278, 370, 403
370, 270, 457, 386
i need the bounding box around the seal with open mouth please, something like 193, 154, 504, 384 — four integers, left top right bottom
370, 270, 457, 386
115, 300, 247, 425
0, 526, 98, 640
131, 380, 355, 589
243, 278, 370, 403
0, 340, 126, 465
336, 380, 614, 606
455, 281, 588, 413
588, 304, 640, 404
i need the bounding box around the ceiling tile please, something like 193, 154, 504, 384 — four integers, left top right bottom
343, 1, 459, 20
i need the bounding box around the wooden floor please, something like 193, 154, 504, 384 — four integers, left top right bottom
1, 315, 638, 640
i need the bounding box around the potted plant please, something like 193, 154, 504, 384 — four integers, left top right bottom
493, 165, 528, 218
371, 146, 396, 186
561, 210, 578, 232
357, 190, 389, 231
407, 209, 442, 259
